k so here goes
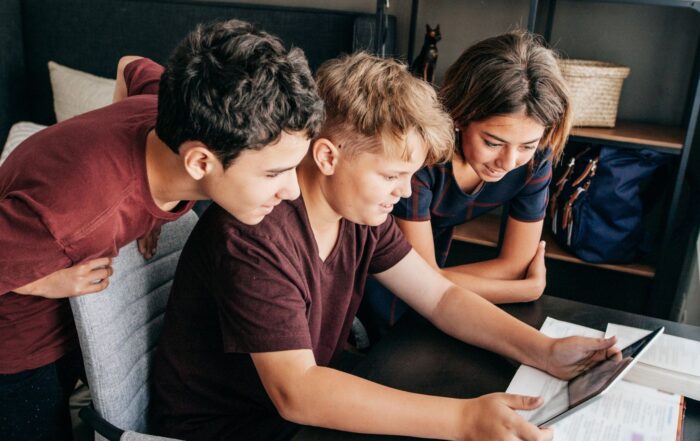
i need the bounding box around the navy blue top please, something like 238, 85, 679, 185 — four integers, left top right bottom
392, 148, 552, 266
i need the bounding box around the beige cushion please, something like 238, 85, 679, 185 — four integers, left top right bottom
0, 121, 47, 165
48, 61, 116, 122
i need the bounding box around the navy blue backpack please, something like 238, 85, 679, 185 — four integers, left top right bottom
549, 144, 671, 263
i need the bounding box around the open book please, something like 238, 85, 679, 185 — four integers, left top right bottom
604, 323, 700, 401
507, 318, 686, 441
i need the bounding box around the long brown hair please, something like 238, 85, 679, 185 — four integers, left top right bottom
440, 30, 572, 162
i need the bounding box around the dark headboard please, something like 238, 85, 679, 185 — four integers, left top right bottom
0, 0, 395, 147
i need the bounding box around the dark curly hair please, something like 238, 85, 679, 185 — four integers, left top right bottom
156, 19, 324, 168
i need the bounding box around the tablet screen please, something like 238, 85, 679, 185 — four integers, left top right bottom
529, 326, 664, 427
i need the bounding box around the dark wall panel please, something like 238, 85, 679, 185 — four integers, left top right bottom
20, 0, 360, 125
0, 0, 26, 148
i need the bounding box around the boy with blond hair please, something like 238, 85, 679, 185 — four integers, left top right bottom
150, 52, 616, 441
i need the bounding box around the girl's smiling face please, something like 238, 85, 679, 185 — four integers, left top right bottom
460, 112, 546, 182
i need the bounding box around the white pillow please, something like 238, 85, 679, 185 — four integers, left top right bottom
48, 61, 116, 122
0, 121, 48, 166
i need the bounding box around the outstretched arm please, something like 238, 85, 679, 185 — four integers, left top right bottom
252, 348, 553, 440
374, 250, 617, 379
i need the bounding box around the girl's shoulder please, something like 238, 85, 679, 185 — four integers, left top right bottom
529, 147, 554, 176
534, 146, 554, 166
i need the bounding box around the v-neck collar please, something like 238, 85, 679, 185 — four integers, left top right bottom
294, 196, 347, 267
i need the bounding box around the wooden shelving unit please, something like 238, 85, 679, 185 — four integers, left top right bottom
389, 0, 699, 318
452, 214, 656, 278
528, 0, 700, 318
570, 121, 685, 152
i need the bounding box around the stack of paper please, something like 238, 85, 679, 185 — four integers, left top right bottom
506, 318, 685, 441
605, 323, 700, 401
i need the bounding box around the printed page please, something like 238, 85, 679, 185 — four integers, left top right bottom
506, 317, 682, 441
605, 323, 700, 376
506, 317, 604, 421
551, 381, 682, 441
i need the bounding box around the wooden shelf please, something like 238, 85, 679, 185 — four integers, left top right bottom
452, 214, 656, 278
570, 121, 685, 152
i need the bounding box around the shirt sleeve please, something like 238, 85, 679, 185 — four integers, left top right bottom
124, 58, 163, 97
508, 152, 553, 222
368, 215, 413, 274
392, 167, 434, 222
212, 230, 312, 354
0, 198, 72, 295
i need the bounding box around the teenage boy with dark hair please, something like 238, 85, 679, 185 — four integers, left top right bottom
150, 52, 618, 441
0, 20, 323, 441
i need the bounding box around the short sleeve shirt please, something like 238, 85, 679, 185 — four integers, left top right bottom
0, 58, 193, 373
393, 149, 552, 266
151, 200, 412, 440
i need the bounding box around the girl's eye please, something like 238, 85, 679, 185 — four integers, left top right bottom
384, 175, 399, 181
522, 144, 538, 150
484, 140, 500, 148
266, 173, 280, 178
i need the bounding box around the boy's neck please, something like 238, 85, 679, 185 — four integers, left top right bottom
297, 157, 343, 261
145, 130, 203, 211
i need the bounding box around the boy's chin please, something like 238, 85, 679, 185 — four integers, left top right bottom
353, 213, 390, 227
233, 211, 267, 226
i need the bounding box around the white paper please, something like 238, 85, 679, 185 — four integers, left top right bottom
550, 381, 682, 441
506, 317, 683, 441
506, 317, 604, 421
605, 323, 700, 377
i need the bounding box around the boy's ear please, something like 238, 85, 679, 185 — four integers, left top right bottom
311, 138, 340, 176
181, 142, 220, 180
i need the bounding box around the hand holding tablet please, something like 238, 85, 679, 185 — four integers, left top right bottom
531, 326, 665, 427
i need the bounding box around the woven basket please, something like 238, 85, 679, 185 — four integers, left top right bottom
558, 59, 630, 128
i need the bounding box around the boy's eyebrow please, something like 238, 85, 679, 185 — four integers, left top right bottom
264, 159, 305, 174
482, 131, 541, 145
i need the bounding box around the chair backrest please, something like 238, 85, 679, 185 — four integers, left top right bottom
70, 211, 198, 435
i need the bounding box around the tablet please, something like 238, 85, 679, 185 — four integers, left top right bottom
529, 326, 664, 427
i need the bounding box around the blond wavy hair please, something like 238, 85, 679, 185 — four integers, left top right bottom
315, 52, 453, 166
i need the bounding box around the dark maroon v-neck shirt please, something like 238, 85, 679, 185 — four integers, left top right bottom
152, 200, 412, 440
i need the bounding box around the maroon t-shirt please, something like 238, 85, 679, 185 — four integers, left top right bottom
0, 58, 193, 373
152, 200, 412, 440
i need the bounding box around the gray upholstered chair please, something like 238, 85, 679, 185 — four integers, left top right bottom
70, 211, 198, 441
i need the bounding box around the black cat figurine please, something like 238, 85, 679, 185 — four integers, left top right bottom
410, 24, 441, 84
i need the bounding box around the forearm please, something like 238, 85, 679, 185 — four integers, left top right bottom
12, 279, 40, 295
281, 366, 463, 439
440, 267, 540, 303
448, 257, 526, 280
430, 285, 552, 370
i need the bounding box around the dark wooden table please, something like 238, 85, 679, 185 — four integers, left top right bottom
294, 295, 700, 440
